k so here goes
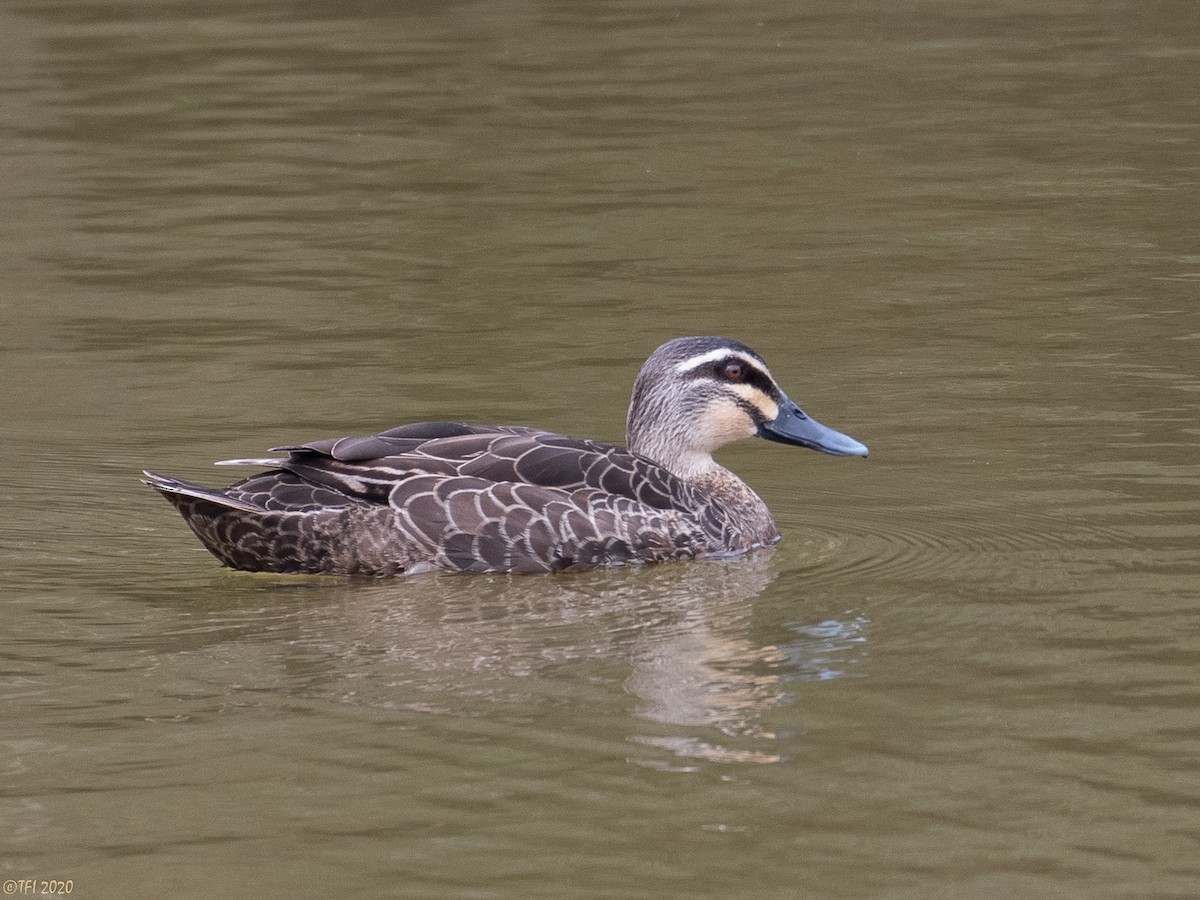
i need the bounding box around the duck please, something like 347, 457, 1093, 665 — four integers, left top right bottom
143, 336, 868, 576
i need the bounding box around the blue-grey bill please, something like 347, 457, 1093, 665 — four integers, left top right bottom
759, 401, 869, 457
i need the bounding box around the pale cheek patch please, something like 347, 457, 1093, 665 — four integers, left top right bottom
756, 396, 780, 421
701, 398, 758, 446
728, 384, 779, 422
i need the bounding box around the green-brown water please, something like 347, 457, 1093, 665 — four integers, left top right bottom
3, 2, 1198, 897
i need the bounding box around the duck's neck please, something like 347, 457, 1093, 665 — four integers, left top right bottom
630, 441, 779, 549
691, 463, 775, 530
628, 425, 720, 479
643, 447, 720, 480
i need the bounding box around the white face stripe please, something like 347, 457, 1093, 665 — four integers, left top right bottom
673, 348, 766, 376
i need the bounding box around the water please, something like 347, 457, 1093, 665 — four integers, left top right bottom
3, 1, 1199, 897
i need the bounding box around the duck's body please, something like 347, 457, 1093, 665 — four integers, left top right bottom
145, 337, 867, 576
146, 422, 777, 575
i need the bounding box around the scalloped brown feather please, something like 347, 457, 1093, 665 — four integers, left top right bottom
143, 422, 775, 576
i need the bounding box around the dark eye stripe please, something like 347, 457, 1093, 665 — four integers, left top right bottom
713, 357, 778, 397
731, 396, 765, 423
680, 354, 781, 401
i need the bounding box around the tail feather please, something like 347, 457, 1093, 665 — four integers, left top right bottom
142, 469, 409, 575
142, 470, 263, 514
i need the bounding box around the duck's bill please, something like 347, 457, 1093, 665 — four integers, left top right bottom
759, 401, 869, 457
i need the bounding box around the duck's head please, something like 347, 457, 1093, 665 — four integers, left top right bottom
626, 336, 868, 477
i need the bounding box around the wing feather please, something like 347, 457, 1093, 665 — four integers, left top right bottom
166, 421, 712, 573
261, 423, 690, 509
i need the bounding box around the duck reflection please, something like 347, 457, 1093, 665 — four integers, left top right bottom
293, 552, 868, 767
139, 552, 869, 769
621, 559, 868, 767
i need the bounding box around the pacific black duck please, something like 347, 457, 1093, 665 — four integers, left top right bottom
144, 336, 867, 575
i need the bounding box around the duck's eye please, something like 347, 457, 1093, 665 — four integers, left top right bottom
723, 362, 744, 380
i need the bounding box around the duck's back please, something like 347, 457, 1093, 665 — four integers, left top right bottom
273, 421, 687, 508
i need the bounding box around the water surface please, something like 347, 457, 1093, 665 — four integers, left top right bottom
2, 1, 1198, 897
